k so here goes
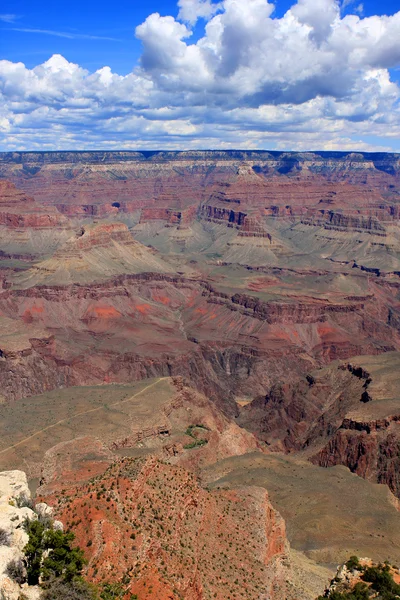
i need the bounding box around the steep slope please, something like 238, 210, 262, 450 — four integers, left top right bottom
237, 352, 400, 498
203, 452, 400, 566
42, 456, 293, 600
1, 266, 399, 403
0, 180, 71, 261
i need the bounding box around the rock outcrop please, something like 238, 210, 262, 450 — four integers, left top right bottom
238, 352, 400, 498
0, 180, 65, 229
0, 471, 40, 600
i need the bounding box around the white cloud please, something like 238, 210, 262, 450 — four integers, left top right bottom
0, 14, 18, 23
177, 0, 222, 25
0, 0, 399, 150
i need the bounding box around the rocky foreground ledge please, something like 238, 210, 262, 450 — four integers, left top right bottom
0, 470, 60, 600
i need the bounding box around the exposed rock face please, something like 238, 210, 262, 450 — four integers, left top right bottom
302, 210, 388, 236
1, 151, 399, 224
199, 197, 248, 228
0, 269, 397, 404
238, 352, 400, 498
140, 206, 197, 225
8, 222, 175, 288
0, 471, 40, 600
0, 180, 65, 229
311, 425, 400, 498
1, 150, 399, 276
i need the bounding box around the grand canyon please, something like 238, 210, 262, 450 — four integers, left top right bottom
1, 150, 400, 600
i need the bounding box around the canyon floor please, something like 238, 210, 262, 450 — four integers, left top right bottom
1, 150, 400, 599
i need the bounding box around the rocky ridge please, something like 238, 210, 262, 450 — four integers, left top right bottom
0, 470, 58, 600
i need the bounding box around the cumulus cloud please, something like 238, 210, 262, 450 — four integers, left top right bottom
0, 0, 400, 150
177, 0, 222, 25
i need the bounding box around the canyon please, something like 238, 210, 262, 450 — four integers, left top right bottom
1, 150, 400, 598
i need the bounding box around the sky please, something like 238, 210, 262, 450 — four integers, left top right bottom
0, 0, 400, 151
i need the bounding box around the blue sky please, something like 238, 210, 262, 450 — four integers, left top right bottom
1, 0, 400, 151
1, 0, 399, 73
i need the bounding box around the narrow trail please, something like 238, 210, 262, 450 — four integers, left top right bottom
0, 377, 169, 456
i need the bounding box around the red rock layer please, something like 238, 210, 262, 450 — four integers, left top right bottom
0, 180, 66, 228
43, 457, 290, 600
2, 270, 400, 404
140, 206, 197, 225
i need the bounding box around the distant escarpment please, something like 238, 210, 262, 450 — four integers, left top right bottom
302, 210, 388, 236
1, 151, 399, 216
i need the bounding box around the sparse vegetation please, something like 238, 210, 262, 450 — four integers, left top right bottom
100, 582, 137, 599
185, 424, 210, 436
40, 578, 97, 600
183, 438, 208, 449
184, 423, 210, 449
16, 495, 34, 510
318, 559, 400, 600
6, 558, 26, 585
0, 526, 10, 546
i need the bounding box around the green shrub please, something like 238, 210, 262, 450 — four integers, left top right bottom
346, 556, 362, 572
185, 424, 210, 438
363, 565, 400, 599
319, 560, 400, 600
184, 438, 208, 450
24, 519, 46, 585
23, 519, 86, 585
41, 529, 86, 582
40, 578, 97, 600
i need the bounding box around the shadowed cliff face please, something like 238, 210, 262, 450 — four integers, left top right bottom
238, 352, 400, 499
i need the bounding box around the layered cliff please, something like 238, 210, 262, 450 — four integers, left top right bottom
1, 265, 398, 404
0, 180, 65, 229
238, 352, 400, 498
